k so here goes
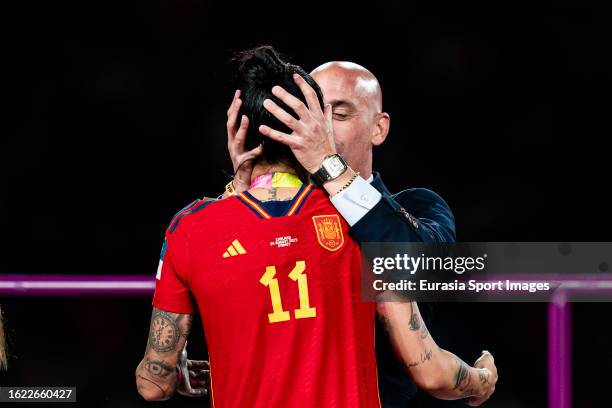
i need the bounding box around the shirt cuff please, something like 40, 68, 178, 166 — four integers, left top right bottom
330, 176, 382, 226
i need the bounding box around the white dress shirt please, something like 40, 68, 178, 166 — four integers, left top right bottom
329, 174, 382, 226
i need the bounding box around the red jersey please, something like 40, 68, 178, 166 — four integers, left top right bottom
153, 184, 380, 408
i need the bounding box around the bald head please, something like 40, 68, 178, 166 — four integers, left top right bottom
311, 61, 383, 114
309, 61, 390, 178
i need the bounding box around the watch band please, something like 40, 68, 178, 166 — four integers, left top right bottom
310, 165, 331, 187
310, 154, 348, 187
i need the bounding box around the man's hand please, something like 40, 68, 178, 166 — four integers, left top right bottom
259, 74, 336, 174
467, 351, 498, 406
177, 342, 210, 397
227, 90, 263, 192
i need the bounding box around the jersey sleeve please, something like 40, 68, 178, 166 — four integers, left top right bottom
152, 225, 195, 314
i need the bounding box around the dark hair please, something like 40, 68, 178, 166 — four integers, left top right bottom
236, 46, 324, 169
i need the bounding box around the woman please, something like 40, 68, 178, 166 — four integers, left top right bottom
136, 46, 381, 407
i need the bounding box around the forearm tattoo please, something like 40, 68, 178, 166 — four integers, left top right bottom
408, 302, 430, 339
408, 302, 421, 331
379, 308, 434, 369
148, 308, 191, 353
406, 348, 433, 368
137, 309, 192, 398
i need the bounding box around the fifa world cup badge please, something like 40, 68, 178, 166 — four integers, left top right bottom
312, 215, 344, 251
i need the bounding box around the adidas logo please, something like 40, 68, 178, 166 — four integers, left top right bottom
223, 239, 247, 258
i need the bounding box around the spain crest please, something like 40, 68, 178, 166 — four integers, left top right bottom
312, 214, 344, 251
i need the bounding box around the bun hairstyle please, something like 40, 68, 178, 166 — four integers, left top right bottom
236, 46, 324, 169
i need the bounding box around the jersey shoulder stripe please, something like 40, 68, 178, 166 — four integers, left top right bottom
287, 184, 314, 215
167, 197, 218, 235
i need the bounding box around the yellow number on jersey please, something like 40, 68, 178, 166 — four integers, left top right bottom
260, 261, 317, 324
259, 266, 291, 323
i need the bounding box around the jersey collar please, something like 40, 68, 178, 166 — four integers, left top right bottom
237, 183, 314, 219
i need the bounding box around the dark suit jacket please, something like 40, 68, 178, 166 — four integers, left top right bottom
349, 172, 456, 408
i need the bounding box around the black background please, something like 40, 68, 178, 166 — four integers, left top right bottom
1, 0, 611, 407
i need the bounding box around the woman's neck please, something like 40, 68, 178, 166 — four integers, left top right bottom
250, 161, 298, 183
248, 161, 304, 202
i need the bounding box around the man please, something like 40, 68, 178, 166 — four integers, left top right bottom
225, 60, 495, 406
228, 61, 454, 244
136, 46, 497, 407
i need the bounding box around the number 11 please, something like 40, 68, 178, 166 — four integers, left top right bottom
259, 261, 316, 323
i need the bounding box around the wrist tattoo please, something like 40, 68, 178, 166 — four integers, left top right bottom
145, 358, 175, 379
478, 368, 490, 385
453, 358, 474, 397
137, 374, 167, 398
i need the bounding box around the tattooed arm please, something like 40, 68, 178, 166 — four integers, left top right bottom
135, 308, 193, 401
377, 299, 498, 405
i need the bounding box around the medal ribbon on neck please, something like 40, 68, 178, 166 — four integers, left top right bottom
249, 172, 303, 189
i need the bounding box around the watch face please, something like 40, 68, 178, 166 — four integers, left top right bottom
324, 156, 346, 178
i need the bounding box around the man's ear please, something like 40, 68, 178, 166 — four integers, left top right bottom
371, 112, 390, 146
